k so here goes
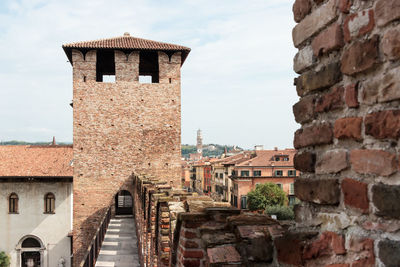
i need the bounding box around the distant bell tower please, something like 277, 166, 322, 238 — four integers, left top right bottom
62, 33, 190, 266
196, 129, 203, 154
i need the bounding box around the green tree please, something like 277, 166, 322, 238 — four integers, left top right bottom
247, 183, 286, 210
0, 251, 10, 267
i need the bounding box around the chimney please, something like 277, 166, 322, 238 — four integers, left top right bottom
52, 136, 56, 146
274, 147, 278, 151
254, 145, 264, 151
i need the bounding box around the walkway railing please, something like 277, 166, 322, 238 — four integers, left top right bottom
80, 207, 112, 267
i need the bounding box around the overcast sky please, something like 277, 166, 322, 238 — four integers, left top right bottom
0, 0, 298, 149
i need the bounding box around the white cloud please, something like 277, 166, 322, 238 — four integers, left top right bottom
0, 0, 298, 149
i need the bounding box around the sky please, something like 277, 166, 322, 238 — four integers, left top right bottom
0, 0, 299, 150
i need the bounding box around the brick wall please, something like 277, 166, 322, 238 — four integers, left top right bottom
133, 175, 288, 267
72, 49, 182, 265
292, 0, 400, 265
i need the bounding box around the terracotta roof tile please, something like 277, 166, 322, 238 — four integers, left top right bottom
236, 149, 296, 167
63, 34, 191, 51
0, 146, 73, 177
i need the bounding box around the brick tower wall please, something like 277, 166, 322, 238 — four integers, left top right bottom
72, 49, 182, 265
291, 0, 400, 266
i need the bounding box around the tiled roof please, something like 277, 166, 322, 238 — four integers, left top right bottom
63, 34, 191, 51
63, 33, 191, 64
0, 146, 73, 177
236, 149, 296, 167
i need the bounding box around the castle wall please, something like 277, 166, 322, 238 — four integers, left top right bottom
290, 0, 400, 265
72, 49, 182, 265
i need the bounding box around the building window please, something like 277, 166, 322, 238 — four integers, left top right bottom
275, 170, 283, 176
233, 196, 238, 208
289, 195, 296, 206
276, 183, 283, 189
253, 170, 262, 177
241, 195, 247, 209
288, 170, 296, 176
275, 157, 280, 161
219, 173, 223, 179
44, 193, 55, 214
9, 193, 18, 213
240, 170, 250, 177
290, 183, 295, 195
283, 157, 289, 161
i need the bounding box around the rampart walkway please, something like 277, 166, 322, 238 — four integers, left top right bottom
95, 215, 140, 267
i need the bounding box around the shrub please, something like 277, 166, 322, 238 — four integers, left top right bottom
247, 183, 286, 210
265, 205, 294, 220
0, 252, 10, 267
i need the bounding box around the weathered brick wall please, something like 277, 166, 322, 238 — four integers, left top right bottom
72, 49, 182, 265
133, 175, 288, 267
292, 0, 400, 265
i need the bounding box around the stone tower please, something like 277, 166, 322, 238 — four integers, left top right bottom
196, 129, 203, 154
62, 33, 190, 265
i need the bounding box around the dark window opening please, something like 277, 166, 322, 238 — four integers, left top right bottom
253, 170, 262, 177
44, 193, 55, 213
169, 78, 172, 83
9, 193, 18, 213
241, 195, 247, 209
22, 238, 41, 248
288, 170, 296, 177
139, 51, 159, 83
275, 170, 283, 176
96, 50, 116, 82
240, 170, 250, 177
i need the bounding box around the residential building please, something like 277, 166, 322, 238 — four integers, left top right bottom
0, 145, 73, 267
231, 148, 298, 209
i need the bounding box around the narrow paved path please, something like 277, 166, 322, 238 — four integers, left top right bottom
95, 215, 140, 267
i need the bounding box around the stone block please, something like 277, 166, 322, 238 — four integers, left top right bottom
293, 95, 315, 123
293, 0, 311, 23
345, 83, 359, 108
382, 28, 400, 60
315, 86, 344, 113
294, 151, 316, 172
295, 179, 340, 205
375, 0, 400, 26
294, 46, 315, 73
315, 149, 348, 174
350, 149, 397, 176
378, 239, 400, 266
372, 184, 400, 219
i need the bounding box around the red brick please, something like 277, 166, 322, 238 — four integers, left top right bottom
183, 250, 204, 259
316, 149, 348, 174
182, 259, 200, 267
325, 264, 350, 267
334, 117, 362, 141
343, 9, 375, 42
303, 232, 346, 260
207, 246, 241, 264
341, 35, 379, 76
375, 0, 400, 26
275, 232, 317, 266
296, 62, 342, 96
294, 151, 316, 172
315, 87, 344, 113
184, 222, 203, 228
182, 240, 199, 249
294, 123, 333, 149
350, 149, 398, 176
293, 95, 315, 124
364, 110, 400, 139
292, 0, 339, 47
312, 23, 344, 56
345, 83, 359, 108
382, 28, 400, 61
295, 179, 340, 205
293, 0, 311, 23
341, 178, 369, 213
182, 230, 198, 239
